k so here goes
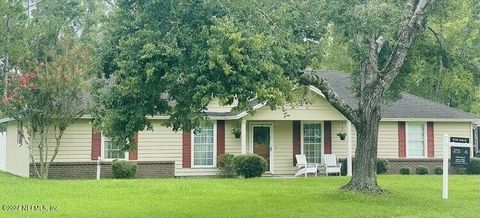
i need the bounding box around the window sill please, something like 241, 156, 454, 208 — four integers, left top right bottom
191, 166, 217, 169
100, 158, 128, 162
406, 156, 428, 159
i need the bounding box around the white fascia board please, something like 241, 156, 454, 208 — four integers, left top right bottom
228, 102, 266, 120
307, 85, 326, 98
381, 118, 480, 123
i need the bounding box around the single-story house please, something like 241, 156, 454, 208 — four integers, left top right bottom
0, 71, 478, 179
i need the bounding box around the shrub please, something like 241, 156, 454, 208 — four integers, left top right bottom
399, 167, 410, 175
112, 160, 137, 179
467, 158, 480, 175
217, 153, 237, 178
233, 154, 267, 178
340, 158, 348, 176
376, 159, 389, 174
415, 166, 429, 175
434, 167, 443, 175
452, 166, 467, 174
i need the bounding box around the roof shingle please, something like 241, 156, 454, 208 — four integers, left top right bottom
313, 71, 479, 120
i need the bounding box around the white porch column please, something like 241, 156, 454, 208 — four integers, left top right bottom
241, 118, 247, 154
347, 120, 353, 177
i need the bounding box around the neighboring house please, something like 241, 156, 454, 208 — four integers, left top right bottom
0, 71, 478, 179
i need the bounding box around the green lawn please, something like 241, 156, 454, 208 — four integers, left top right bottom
0, 172, 478, 217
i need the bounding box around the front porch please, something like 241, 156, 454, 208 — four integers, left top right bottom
233, 119, 354, 177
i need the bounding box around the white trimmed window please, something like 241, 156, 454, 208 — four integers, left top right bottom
102, 136, 126, 160
193, 122, 216, 167
407, 123, 426, 157
302, 123, 322, 163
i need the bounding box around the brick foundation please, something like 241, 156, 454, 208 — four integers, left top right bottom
386, 158, 466, 174
29, 161, 175, 179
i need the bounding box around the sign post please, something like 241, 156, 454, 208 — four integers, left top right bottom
97, 156, 102, 180
442, 133, 448, 200
442, 134, 471, 200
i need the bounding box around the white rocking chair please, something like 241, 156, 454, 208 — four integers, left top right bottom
295, 154, 318, 177
322, 154, 342, 176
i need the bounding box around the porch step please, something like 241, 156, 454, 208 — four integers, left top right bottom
262, 172, 273, 177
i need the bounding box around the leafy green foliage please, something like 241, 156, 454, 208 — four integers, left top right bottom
415, 166, 429, 175
399, 167, 410, 175
466, 158, 480, 175
217, 153, 237, 178
433, 167, 443, 175
94, 0, 318, 149
0, 0, 29, 102
112, 160, 137, 179
340, 158, 348, 176
376, 159, 389, 174
403, 0, 480, 114
233, 154, 267, 178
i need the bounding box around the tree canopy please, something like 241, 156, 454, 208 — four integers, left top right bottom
95, 0, 324, 148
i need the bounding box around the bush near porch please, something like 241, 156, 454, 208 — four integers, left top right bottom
217, 153, 267, 178
0, 172, 478, 217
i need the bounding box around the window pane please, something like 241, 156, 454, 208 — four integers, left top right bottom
408, 124, 425, 157
303, 123, 322, 163
193, 122, 214, 166
104, 137, 125, 159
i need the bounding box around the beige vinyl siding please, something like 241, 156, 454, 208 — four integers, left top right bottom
433, 122, 472, 158
137, 120, 182, 162
138, 120, 219, 176
331, 121, 397, 159
5, 121, 29, 177
31, 119, 92, 162
225, 120, 241, 154
272, 121, 296, 175
377, 122, 399, 158
331, 121, 356, 159
245, 94, 346, 121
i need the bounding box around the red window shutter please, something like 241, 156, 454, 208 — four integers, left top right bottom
427, 122, 434, 157
324, 121, 332, 154
182, 131, 191, 168
129, 132, 139, 160
398, 122, 406, 157
292, 121, 301, 166
216, 120, 225, 157
91, 130, 101, 160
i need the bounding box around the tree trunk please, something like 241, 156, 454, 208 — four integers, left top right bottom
3, 54, 8, 99
43, 165, 49, 179
342, 113, 382, 194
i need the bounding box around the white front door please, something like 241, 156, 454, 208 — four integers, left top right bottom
0, 132, 6, 171
251, 124, 274, 173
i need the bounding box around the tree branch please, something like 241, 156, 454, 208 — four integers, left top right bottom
297, 71, 359, 125
381, 0, 435, 88
427, 26, 451, 64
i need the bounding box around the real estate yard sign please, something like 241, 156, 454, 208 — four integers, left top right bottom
451, 146, 470, 167
443, 134, 471, 200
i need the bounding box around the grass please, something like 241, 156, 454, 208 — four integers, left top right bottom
0, 172, 479, 217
